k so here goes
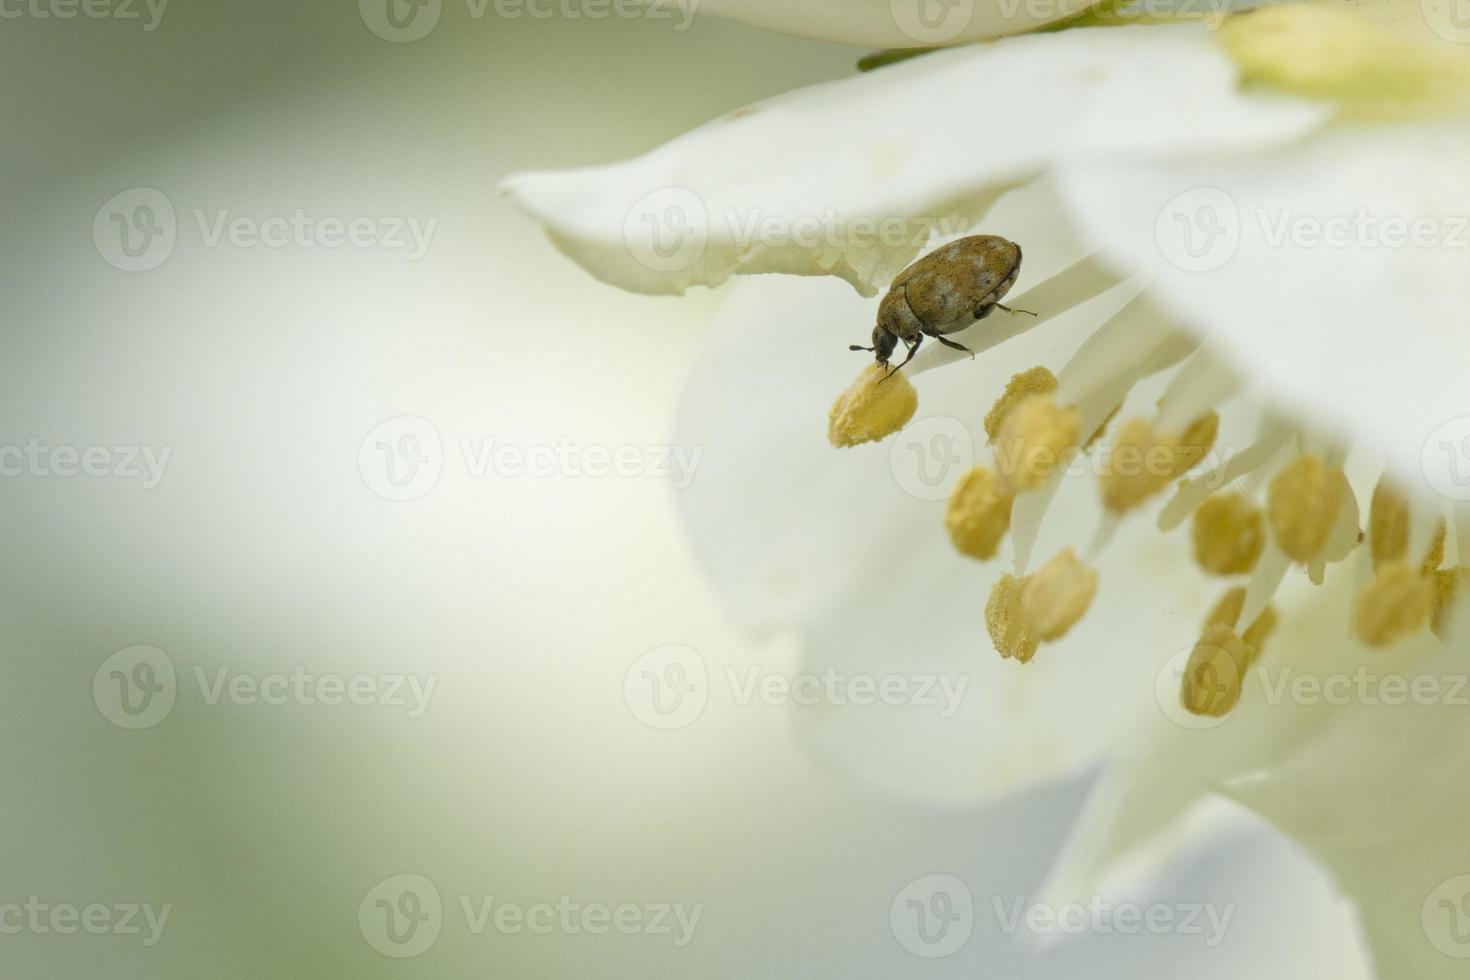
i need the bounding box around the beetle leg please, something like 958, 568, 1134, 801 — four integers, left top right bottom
882, 336, 923, 381
996, 303, 1038, 317
934, 335, 974, 358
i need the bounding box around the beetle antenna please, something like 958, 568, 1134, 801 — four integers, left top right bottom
849, 344, 875, 353
996, 304, 1038, 317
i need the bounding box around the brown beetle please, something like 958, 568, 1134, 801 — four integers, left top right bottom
851, 234, 1033, 373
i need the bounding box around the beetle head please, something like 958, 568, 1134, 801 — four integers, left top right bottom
847, 325, 897, 364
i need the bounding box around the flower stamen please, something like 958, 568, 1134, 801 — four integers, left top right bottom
1020, 548, 1098, 641
986, 573, 1039, 664
1193, 492, 1266, 576
984, 366, 1057, 444
1354, 560, 1434, 647
945, 466, 1013, 560
827, 363, 917, 447
994, 394, 1079, 492
1266, 454, 1350, 563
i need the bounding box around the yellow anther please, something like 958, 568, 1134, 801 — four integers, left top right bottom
1172, 411, 1220, 478
1020, 548, 1097, 642
1368, 477, 1409, 569
945, 467, 1014, 561
1267, 455, 1347, 563
1192, 492, 1265, 576
986, 573, 1039, 664
1353, 560, 1433, 647
1099, 418, 1179, 514
827, 364, 918, 448
1180, 624, 1251, 718
983, 367, 1057, 444
1432, 567, 1470, 640
1218, 3, 1470, 116
993, 394, 1079, 492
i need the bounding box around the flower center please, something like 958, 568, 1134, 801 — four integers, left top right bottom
826, 258, 1467, 718
1217, 2, 1470, 118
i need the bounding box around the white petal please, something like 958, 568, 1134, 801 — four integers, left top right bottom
1043, 563, 1470, 977
685, 0, 1096, 47
1054, 118, 1470, 500
502, 26, 1327, 298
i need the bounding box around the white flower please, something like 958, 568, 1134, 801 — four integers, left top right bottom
503, 7, 1470, 975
